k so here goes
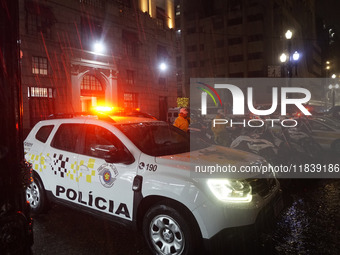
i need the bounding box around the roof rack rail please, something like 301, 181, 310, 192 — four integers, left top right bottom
47, 113, 75, 119
47, 112, 116, 122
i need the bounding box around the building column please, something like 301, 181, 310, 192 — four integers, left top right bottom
165, 0, 175, 29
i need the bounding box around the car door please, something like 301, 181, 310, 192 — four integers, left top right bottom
76, 123, 137, 222
44, 123, 84, 202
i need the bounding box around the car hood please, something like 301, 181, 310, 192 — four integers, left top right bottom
155, 145, 265, 178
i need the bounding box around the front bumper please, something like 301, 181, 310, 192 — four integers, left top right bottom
202, 190, 284, 253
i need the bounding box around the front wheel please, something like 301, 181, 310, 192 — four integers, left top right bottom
26, 176, 47, 214
143, 203, 200, 255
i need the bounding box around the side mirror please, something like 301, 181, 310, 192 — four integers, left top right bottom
91, 145, 134, 164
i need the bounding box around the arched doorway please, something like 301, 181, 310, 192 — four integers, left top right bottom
80, 74, 105, 112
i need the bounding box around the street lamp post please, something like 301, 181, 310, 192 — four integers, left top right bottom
285, 30, 293, 78
328, 76, 339, 107
279, 30, 300, 78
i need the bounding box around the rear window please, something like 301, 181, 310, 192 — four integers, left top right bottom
51, 124, 83, 153
35, 125, 54, 143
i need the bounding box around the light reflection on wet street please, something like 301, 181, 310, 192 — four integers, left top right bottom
272, 179, 340, 255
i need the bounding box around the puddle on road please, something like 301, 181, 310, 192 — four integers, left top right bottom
272, 180, 340, 255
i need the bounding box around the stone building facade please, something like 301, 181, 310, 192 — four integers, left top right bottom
19, 0, 177, 133
176, 0, 325, 105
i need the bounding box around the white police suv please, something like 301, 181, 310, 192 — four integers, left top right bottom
24, 112, 282, 255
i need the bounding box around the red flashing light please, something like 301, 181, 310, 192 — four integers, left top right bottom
92, 106, 142, 115
93, 106, 114, 113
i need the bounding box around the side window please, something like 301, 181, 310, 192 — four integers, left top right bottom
35, 125, 54, 143
82, 125, 125, 158
153, 125, 187, 145
51, 124, 83, 153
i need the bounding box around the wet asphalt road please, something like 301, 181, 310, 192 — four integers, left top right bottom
273, 179, 340, 255
30, 179, 340, 255
30, 205, 151, 255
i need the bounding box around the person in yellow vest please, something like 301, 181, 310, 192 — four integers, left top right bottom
173, 108, 190, 132
211, 109, 229, 146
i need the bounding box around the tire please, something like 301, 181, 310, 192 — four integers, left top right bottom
142, 202, 200, 255
26, 175, 47, 214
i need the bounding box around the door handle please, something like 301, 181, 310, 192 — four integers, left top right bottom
79, 165, 89, 172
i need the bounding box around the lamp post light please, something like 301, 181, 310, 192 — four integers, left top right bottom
93, 41, 105, 55
280, 53, 287, 63
292, 51, 300, 61
159, 62, 168, 71
285, 29, 293, 40
279, 50, 300, 77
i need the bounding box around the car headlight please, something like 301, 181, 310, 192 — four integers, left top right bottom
207, 179, 252, 203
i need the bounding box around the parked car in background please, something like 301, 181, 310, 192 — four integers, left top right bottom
299, 117, 340, 154
326, 106, 340, 120
167, 107, 180, 124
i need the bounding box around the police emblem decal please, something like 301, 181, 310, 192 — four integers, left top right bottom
98, 163, 118, 188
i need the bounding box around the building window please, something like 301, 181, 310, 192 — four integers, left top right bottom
32, 57, 48, 75
215, 40, 224, 48
156, 7, 166, 29
187, 45, 197, 52
28, 87, 55, 127
158, 77, 166, 87
187, 61, 197, 68
213, 17, 224, 29
176, 57, 182, 68
124, 93, 138, 108
122, 30, 139, 58
215, 57, 224, 65
229, 72, 244, 77
248, 70, 264, 77
187, 27, 196, 34
228, 0, 242, 11
126, 70, 135, 85
79, 0, 104, 8
28, 87, 53, 98
176, 4, 181, 16
81, 75, 103, 96
247, 14, 263, 22
112, 0, 131, 8
157, 45, 169, 61
229, 55, 244, 62
81, 16, 103, 47
228, 17, 243, 26
247, 34, 264, 42
25, 2, 55, 39
126, 41, 138, 57
248, 52, 263, 60
228, 37, 243, 45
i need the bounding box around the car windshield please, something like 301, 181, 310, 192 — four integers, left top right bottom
115, 121, 210, 156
